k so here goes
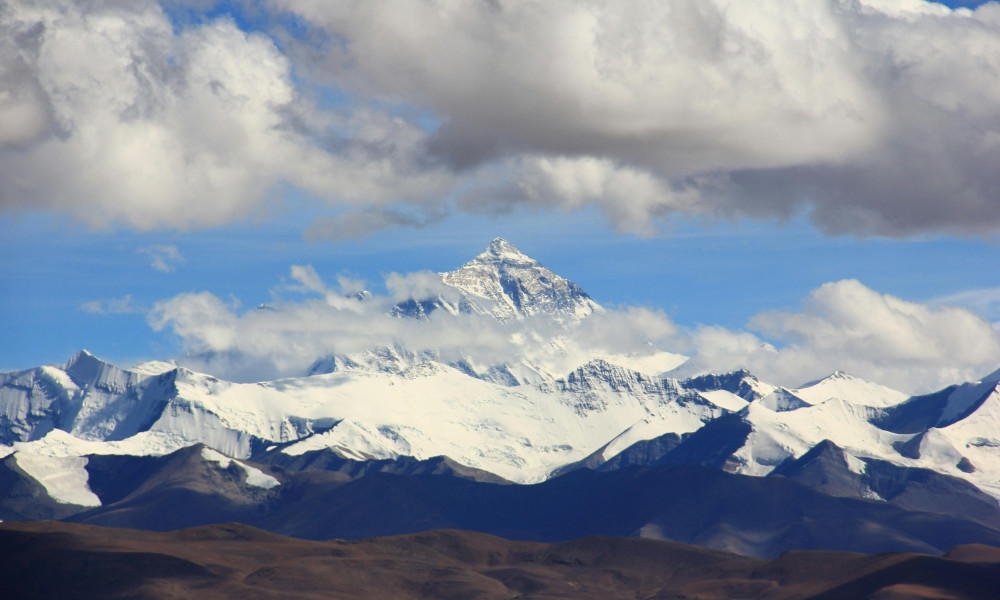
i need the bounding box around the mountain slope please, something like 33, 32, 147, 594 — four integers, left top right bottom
8, 439, 1000, 558
56, 457, 1000, 558
0, 350, 178, 445
768, 439, 1000, 529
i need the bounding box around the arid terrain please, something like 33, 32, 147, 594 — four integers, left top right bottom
3, 521, 1000, 600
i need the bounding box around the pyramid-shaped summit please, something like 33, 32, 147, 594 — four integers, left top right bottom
440, 238, 603, 321
472, 238, 539, 267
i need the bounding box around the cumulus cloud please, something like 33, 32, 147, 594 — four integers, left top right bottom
272, 0, 1000, 237
0, 0, 454, 231
684, 279, 1000, 392
6, 1, 1000, 236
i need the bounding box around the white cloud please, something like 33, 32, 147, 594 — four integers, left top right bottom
276, 0, 1000, 237
138, 244, 184, 272
384, 270, 461, 303
4, 1, 1000, 236
684, 279, 1000, 393
282, 264, 367, 313
145, 264, 1000, 393
146, 263, 684, 382
3, 1, 1000, 237
457, 156, 713, 236
148, 291, 240, 351
287, 264, 326, 295
0, 0, 455, 231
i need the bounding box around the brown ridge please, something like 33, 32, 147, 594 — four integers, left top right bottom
3, 521, 1000, 599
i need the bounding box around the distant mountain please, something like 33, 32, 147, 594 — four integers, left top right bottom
10, 443, 1000, 558
3, 238, 1000, 558
0, 351, 728, 483
390, 237, 602, 321
768, 439, 1000, 530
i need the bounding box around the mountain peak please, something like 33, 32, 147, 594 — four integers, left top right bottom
816, 370, 855, 384
64, 349, 103, 373
794, 370, 908, 408
68, 349, 96, 362
489, 237, 516, 252
440, 238, 602, 321
475, 238, 537, 267
62, 349, 132, 390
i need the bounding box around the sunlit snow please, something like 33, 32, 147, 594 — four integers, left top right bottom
200, 447, 280, 489
13, 453, 101, 506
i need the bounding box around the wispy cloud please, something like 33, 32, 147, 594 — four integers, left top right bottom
930, 287, 1000, 320
81, 294, 141, 315
138, 244, 185, 273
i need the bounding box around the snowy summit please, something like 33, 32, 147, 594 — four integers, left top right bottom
441, 237, 603, 321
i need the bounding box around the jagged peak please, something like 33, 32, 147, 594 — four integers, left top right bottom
681, 368, 758, 388
469, 237, 538, 267
439, 239, 600, 321
800, 370, 857, 387
572, 357, 628, 374
564, 358, 655, 386
63, 349, 107, 375
488, 237, 523, 254
66, 349, 97, 363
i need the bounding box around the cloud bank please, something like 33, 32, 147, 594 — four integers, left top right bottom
684, 279, 1000, 392
4, 0, 1000, 236
148, 266, 1000, 393
147, 266, 684, 383
0, 0, 453, 230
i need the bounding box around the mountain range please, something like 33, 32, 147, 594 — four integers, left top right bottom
3, 238, 1000, 560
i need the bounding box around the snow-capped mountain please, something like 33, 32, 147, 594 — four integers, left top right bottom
312, 238, 678, 386
390, 237, 602, 322
2, 237, 1000, 523
5, 349, 1000, 507
0, 351, 726, 484
652, 369, 1000, 498
0, 350, 179, 445
440, 237, 602, 321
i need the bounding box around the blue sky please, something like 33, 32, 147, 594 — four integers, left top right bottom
2, 0, 1000, 392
